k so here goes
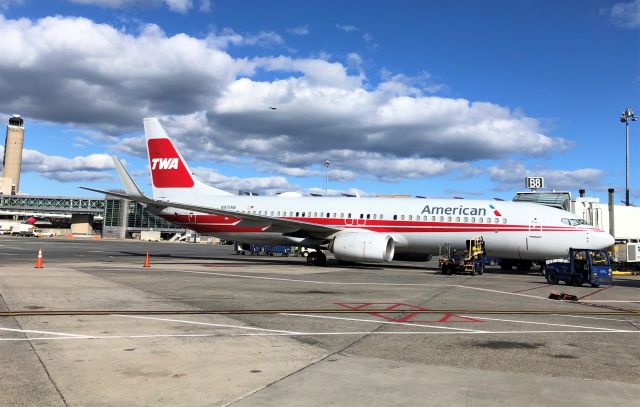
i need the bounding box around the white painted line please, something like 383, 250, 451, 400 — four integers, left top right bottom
553, 314, 634, 323
460, 315, 622, 331
174, 270, 453, 288
455, 285, 547, 300
0, 326, 91, 337
279, 313, 487, 332
0, 329, 637, 341
579, 300, 640, 303
114, 314, 303, 335
174, 270, 557, 302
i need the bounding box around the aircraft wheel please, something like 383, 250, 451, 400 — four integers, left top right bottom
306, 252, 318, 265
306, 251, 326, 266
316, 251, 327, 266
478, 264, 484, 275
546, 269, 559, 285
591, 283, 600, 288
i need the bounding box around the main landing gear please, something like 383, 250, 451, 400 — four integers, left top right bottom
306, 251, 327, 266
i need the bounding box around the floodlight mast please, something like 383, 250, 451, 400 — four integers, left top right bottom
324, 160, 330, 197
620, 107, 637, 206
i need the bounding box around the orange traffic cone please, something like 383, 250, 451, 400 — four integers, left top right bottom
34, 249, 44, 269
143, 251, 151, 268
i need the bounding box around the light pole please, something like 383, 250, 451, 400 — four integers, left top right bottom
324, 160, 330, 197
620, 107, 637, 206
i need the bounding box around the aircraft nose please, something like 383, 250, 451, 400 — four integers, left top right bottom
593, 231, 615, 249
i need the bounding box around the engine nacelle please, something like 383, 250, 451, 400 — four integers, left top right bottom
331, 232, 395, 263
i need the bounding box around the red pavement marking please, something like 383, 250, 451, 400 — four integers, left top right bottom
578, 286, 612, 301
334, 302, 483, 323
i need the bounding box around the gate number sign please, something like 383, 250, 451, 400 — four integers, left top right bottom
525, 177, 544, 189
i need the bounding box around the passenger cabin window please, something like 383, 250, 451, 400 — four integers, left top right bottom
360, 214, 364, 219
296, 212, 299, 217
439, 216, 444, 222
393, 215, 398, 220
495, 218, 499, 224
447, 216, 452, 222
326, 212, 330, 218
408, 215, 413, 221
479, 217, 484, 223
487, 218, 492, 224
503, 218, 507, 224
455, 216, 460, 222
401, 215, 405, 220
366, 214, 371, 219
348, 213, 352, 218
463, 217, 468, 223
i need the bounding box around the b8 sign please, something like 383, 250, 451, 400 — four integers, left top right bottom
525, 177, 544, 189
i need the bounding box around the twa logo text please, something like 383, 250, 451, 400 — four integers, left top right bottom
151, 158, 179, 170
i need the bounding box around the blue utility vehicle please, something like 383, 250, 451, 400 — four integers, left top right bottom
544, 249, 612, 287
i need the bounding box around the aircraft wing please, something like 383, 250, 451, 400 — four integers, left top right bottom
79, 187, 342, 238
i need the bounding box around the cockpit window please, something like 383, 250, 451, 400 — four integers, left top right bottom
566, 218, 590, 226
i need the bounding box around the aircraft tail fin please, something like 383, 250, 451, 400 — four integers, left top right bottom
143, 118, 233, 200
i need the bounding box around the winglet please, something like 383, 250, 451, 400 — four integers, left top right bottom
112, 156, 146, 199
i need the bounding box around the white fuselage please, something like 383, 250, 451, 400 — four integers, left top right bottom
152, 195, 614, 261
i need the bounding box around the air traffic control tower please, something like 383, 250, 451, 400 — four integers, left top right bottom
1, 115, 25, 195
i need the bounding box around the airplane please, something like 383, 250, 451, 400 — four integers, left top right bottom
82, 118, 614, 267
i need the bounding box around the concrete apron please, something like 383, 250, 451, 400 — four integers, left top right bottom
0, 264, 325, 406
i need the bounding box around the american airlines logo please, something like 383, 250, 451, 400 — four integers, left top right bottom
421, 204, 502, 217
151, 157, 179, 170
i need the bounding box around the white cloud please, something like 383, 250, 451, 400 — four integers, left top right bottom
198, 0, 211, 12
286, 25, 310, 36
0, 146, 114, 182
336, 23, 358, 32
69, 0, 195, 13
207, 28, 284, 49
192, 167, 294, 195
487, 161, 604, 192
0, 14, 571, 187
0, 0, 23, 10
605, 0, 640, 29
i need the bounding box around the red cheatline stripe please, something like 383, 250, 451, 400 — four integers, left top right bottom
162, 214, 599, 234
578, 286, 613, 301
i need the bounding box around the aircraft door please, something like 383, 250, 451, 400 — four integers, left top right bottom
528, 217, 542, 238
526, 216, 544, 255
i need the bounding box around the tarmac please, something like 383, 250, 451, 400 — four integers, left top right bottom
1, 235, 639, 406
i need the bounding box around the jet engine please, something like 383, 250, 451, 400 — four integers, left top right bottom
331, 231, 395, 263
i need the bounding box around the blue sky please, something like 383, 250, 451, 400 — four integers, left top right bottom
0, 0, 638, 203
